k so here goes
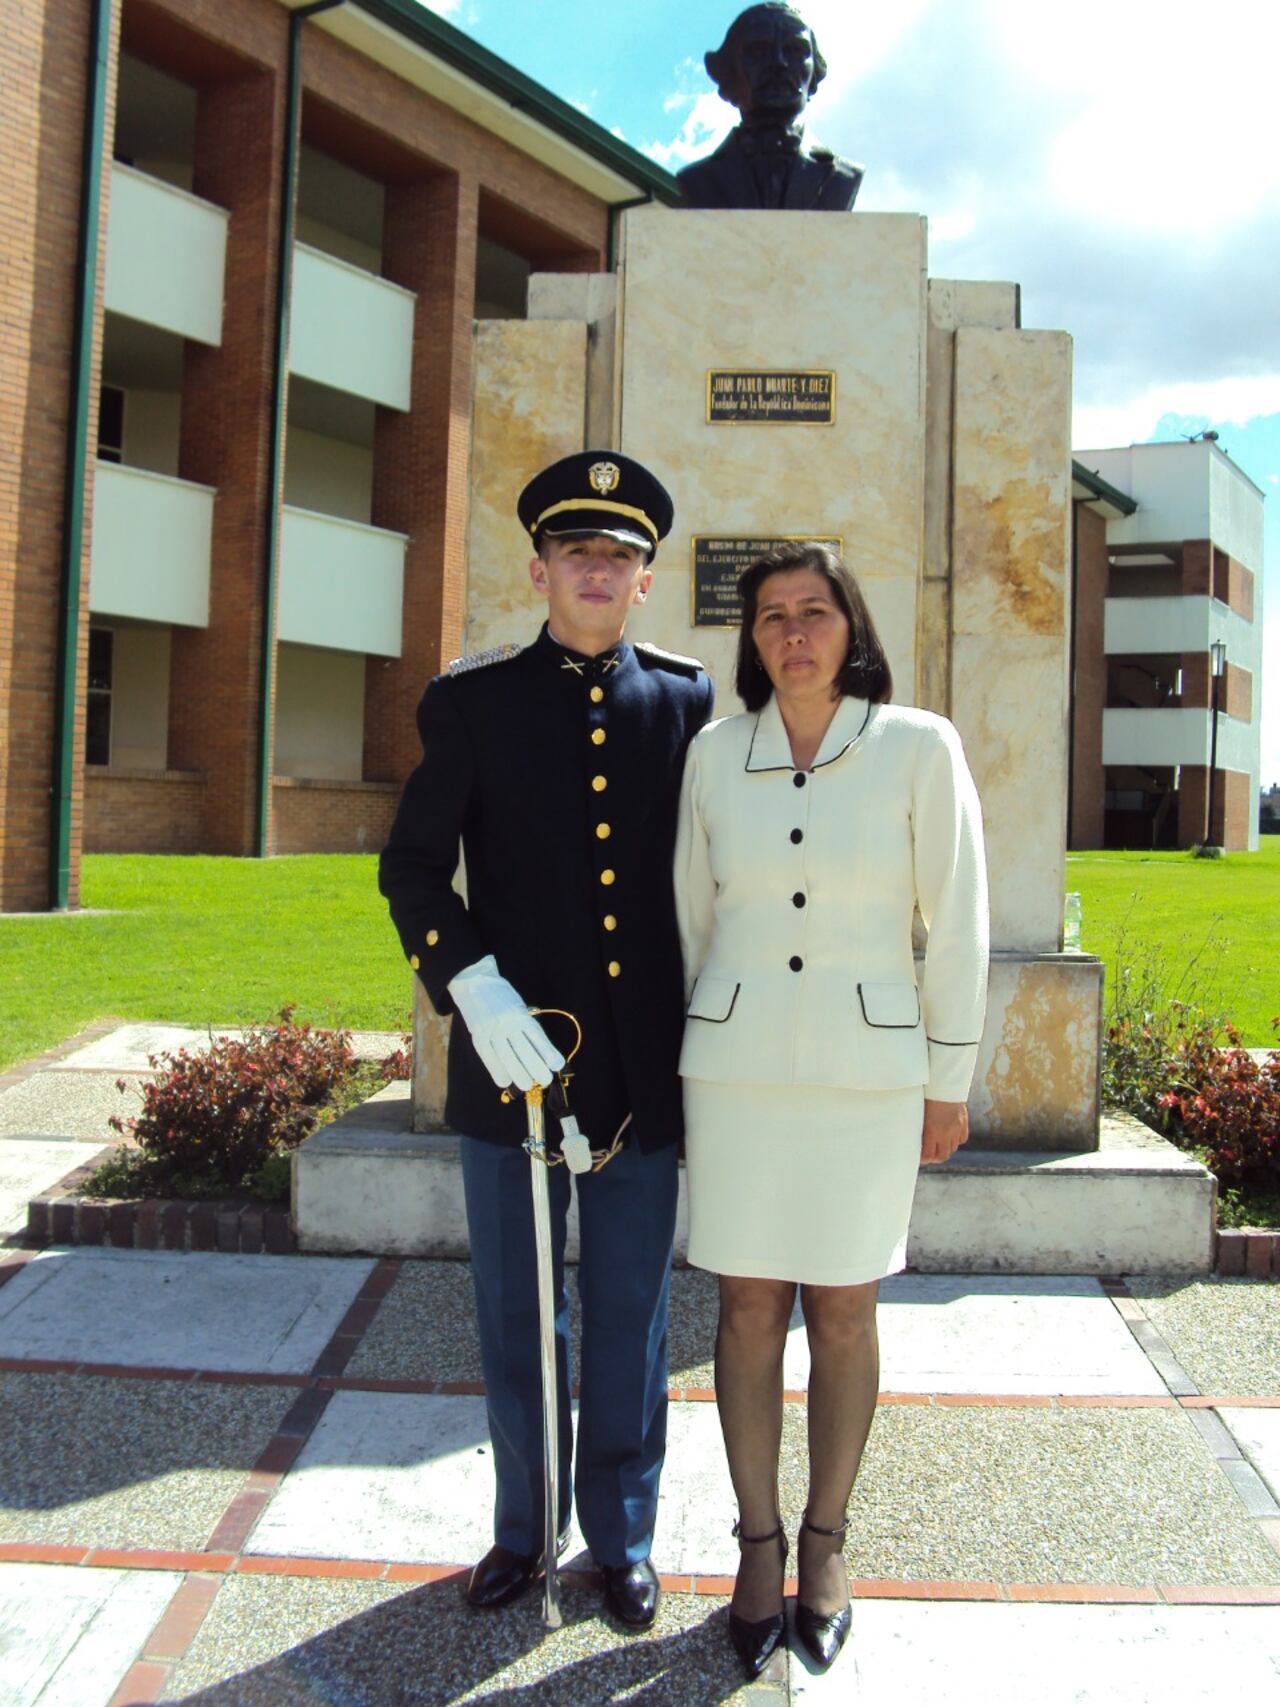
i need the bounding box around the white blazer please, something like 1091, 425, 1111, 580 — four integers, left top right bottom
674, 694, 989, 1103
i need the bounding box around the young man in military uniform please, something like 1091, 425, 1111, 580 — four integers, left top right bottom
379, 451, 713, 1628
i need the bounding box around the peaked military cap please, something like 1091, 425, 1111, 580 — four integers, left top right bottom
517, 450, 674, 558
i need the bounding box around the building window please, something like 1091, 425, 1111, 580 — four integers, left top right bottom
86, 627, 113, 765
99, 385, 125, 463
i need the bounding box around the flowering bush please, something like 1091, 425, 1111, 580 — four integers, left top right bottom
1101, 930, 1280, 1214
109, 1007, 357, 1189
1159, 1020, 1280, 1191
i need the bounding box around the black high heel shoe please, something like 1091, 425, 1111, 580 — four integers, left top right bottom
727, 1518, 789, 1680
794, 1511, 852, 1668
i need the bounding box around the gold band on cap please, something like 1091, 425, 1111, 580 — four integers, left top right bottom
532, 498, 659, 541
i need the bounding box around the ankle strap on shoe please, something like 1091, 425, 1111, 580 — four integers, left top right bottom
733, 1518, 784, 1547
801, 1511, 849, 1539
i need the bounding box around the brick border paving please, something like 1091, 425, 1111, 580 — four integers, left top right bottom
1105, 1276, 1280, 1563
1215, 1229, 1280, 1278
5, 1258, 1280, 1702
0, 1019, 125, 1095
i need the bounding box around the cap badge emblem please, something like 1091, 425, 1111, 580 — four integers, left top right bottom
588, 461, 621, 495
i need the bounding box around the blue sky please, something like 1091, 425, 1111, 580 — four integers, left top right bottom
423, 0, 1279, 781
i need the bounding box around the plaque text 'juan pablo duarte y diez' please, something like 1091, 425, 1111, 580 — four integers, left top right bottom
706, 370, 837, 424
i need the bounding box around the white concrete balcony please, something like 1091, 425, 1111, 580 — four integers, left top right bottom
104, 163, 228, 347
1103, 595, 1253, 658
1102, 707, 1255, 772
289, 244, 415, 411
89, 462, 214, 627
277, 506, 406, 658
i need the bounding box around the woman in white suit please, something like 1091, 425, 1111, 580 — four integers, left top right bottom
674, 542, 988, 1677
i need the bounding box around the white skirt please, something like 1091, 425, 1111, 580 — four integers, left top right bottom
683, 1080, 925, 1286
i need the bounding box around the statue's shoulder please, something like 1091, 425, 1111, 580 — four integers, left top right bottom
676, 132, 742, 200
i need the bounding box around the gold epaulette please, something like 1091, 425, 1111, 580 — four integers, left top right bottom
447, 643, 522, 676
634, 641, 705, 676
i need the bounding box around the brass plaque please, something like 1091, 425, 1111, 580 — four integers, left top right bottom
691, 536, 843, 628
706, 369, 836, 424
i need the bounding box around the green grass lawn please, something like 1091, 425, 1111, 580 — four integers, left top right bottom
0, 855, 413, 1073
1069, 839, 1280, 1047
2, 845, 1277, 1073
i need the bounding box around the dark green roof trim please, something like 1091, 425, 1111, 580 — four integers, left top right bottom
349, 0, 683, 205
1071, 458, 1138, 515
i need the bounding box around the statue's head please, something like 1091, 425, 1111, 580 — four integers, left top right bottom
705, 4, 827, 125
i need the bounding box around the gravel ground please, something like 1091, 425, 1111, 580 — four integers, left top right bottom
1124, 1277, 1280, 1397
347, 1262, 721, 1392
778, 1401, 1280, 1586
0, 1071, 146, 1141
0, 1372, 292, 1551
345, 1263, 485, 1384
162, 1574, 753, 1706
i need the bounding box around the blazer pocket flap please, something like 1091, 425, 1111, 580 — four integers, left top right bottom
687, 976, 740, 1023
858, 981, 921, 1029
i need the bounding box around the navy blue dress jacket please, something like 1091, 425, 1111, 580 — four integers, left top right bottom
379, 625, 714, 1153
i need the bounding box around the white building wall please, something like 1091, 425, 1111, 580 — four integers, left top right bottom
89, 463, 214, 628
1103, 706, 1256, 774
1078, 440, 1264, 572
283, 428, 374, 524
99, 620, 171, 770
289, 244, 415, 411
122, 389, 181, 477
1103, 595, 1256, 660
277, 507, 405, 658
274, 644, 365, 781
104, 164, 227, 348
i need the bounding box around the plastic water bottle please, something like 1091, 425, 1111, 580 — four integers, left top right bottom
1063, 892, 1082, 951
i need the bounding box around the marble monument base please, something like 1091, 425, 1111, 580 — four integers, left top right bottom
293, 1085, 1211, 1275
408, 953, 1104, 1154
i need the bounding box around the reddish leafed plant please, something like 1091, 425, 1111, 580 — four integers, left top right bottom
110, 1006, 357, 1187
1159, 1018, 1280, 1190
378, 1036, 412, 1081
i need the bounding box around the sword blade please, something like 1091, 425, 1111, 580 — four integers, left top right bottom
525, 1091, 563, 1630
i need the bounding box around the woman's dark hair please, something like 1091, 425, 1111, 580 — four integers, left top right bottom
734, 542, 892, 712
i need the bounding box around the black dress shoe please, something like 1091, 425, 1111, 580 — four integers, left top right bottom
794, 1511, 852, 1668
727, 1519, 787, 1680
794, 1599, 852, 1667
466, 1531, 571, 1610
600, 1557, 660, 1628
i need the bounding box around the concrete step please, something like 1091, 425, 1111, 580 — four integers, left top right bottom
293, 1083, 1215, 1274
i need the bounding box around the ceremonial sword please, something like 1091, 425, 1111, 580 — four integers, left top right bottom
505, 1008, 625, 1630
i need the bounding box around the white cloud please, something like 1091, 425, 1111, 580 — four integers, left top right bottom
1073, 379, 1280, 451
644, 89, 737, 169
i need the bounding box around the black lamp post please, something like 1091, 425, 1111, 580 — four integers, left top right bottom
1207, 639, 1226, 847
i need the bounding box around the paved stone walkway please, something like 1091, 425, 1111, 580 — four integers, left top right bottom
1, 1027, 1278, 1703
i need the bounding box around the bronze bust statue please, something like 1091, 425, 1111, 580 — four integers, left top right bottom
677, 4, 863, 212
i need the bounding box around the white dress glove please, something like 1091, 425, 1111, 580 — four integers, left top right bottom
447, 955, 565, 1092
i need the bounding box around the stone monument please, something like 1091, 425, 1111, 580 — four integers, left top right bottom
295, 12, 1211, 1274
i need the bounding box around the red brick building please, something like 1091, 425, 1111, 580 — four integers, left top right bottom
1, 0, 677, 911
1070, 440, 1264, 853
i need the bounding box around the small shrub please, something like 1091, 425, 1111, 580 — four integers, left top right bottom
379, 1036, 412, 1081
1100, 925, 1229, 1128
248, 1150, 293, 1203
1159, 1019, 1280, 1191
110, 1006, 357, 1190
